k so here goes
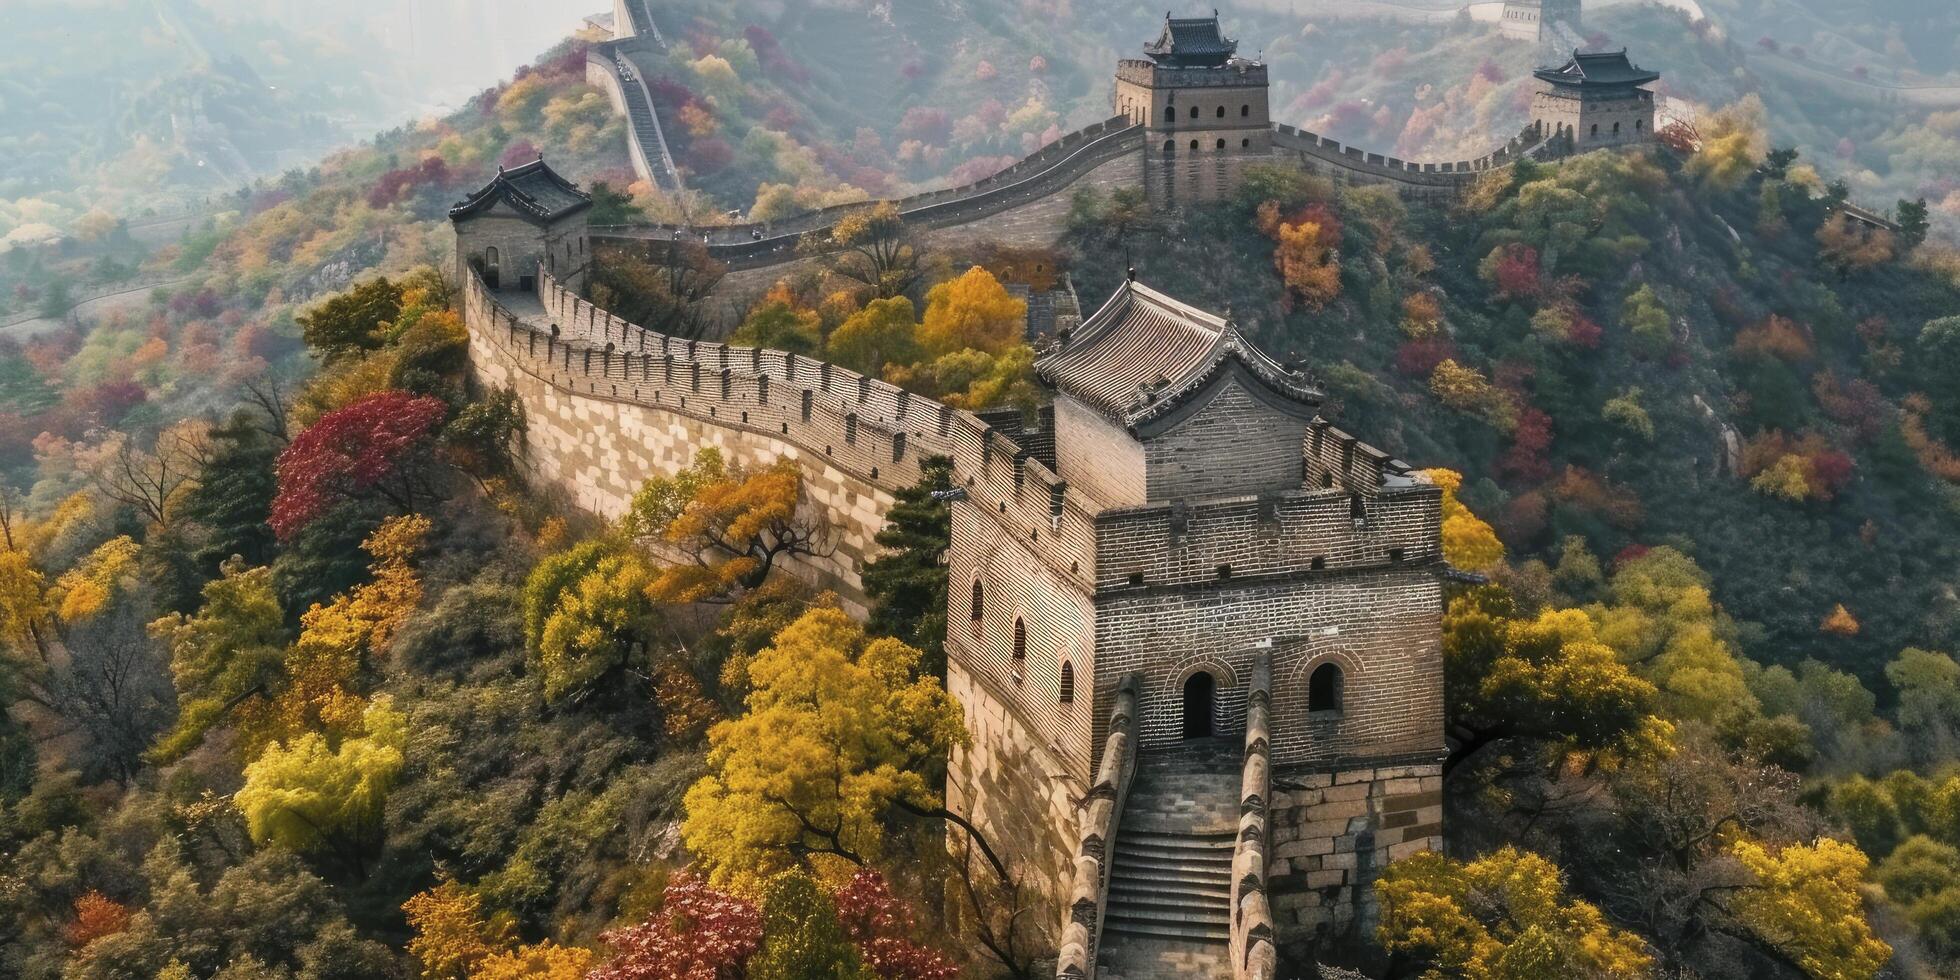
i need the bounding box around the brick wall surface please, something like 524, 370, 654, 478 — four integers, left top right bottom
1143, 379, 1314, 502
1267, 761, 1444, 952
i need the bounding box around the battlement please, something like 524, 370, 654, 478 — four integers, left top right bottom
1092, 482, 1441, 595
1116, 57, 1269, 89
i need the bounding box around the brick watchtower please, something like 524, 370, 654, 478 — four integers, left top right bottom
1115, 13, 1271, 201
943, 278, 1445, 968
1531, 50, 1660, 150
448, 157, 593, 295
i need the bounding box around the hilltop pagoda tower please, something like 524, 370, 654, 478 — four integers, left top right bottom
1531, 49, 1660, 150
1114, 12, 1271, 201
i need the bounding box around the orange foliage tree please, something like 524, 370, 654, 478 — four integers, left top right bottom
625, 448, 834, 602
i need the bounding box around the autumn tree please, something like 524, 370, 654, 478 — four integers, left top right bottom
1727, 838, 1891, 979
1816, 213, 1896, 271
270, 390, 447, 539
586, 239, 728, 340
521, 540, 658, 704
832, 869, 959, 980
917, 265, 1026, 358
683, 607, 965, 889
1443, 586, 1665, 771
296, 276, 403, 361
149, 559, 287, 761
828, 296, 922, 377
403, 879, 511, 979
235, 695, 406, 879
625, 448, 833, 603
1423, 468, 1503, 573
806, 202, 922, 299
1376, 847, 1653, 978
91, 422, 213, 529
587, 873, 763, 980
750, 872, 872, 980
731, 298, 823, 356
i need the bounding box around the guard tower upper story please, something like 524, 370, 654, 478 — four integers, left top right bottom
1531, 49, 1660, 150
1036, 276, 1321, 509
1115, 13, 1272, 157
448, 157, 594, 295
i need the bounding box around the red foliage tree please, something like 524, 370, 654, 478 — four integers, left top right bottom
270, 391, 446, 539
1497, 407, 1554, 484
1490, 244, 1542, 301
832, 870, 960, 980
1394, 337, 1457, 377
368, 157, 453, 209
588, 873, 762, 980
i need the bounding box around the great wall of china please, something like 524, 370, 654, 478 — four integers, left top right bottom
448, 13, 1677, 979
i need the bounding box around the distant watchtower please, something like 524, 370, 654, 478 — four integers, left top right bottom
1531, 50, 1660, 150
1115, 12, 1271, 200
447, 157, 593, 295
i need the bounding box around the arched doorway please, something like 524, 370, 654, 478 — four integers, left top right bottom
483, 247, 501, 290
1182, 671, 1215, 739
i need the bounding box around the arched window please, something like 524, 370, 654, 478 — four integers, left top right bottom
1634, 118, 1644, 132
1165, 105, 1176, 123
1215, 105, 1225, 118
1162, 139, 1176, 154
1309, 663, 1344, 714
1241, 138, 1250, 148
1189, 139, 1199, 150
1189, 105, 1199, 119
1215, 138, 1226, 149
1590, 123, 1599, 137
1013, 617, 1027, 663
1241, 104, 1250, 117
1613, 121, 1621, 135
483, 246, 501, 289
1182, 672, 1215, 738
970, 580, 984, 622
1060, 662, 1075, 704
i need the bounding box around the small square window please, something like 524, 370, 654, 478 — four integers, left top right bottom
1127, 572, 1145, 587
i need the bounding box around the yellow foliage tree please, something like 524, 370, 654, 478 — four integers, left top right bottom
1376, 846, 1653, 979
47, 536, 141, 625
682, 607, 967, 890
916, 265, 1026, 358
825, 296, 921, 376
235, 696, 407, 879
626, 448, 831, 603
1728, 837, 1891, 980
472, 942, 594, 980
404, 880, 512, 979
1685, 95, 1769, 190
1423, 469, 1504, 573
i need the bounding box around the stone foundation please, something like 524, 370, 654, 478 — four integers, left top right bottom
1266, 760, 1444, 953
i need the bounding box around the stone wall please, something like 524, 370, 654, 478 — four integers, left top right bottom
467, 266, 1096, 911
1266, 760, 1444, 953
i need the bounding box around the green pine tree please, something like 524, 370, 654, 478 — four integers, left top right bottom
862, 455, 951, 676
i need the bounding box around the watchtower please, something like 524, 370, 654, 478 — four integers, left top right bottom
447, 157, 593, 295
944, 277, 1446, 957
1531, 49, 1660, 150
1115, 13, 1271, 200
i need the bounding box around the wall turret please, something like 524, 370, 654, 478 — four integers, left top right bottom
447, 156, 593, 294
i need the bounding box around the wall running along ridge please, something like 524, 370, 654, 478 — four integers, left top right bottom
465, 266, 1093, 928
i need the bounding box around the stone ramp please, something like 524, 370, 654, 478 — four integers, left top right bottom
1098, 744, 1241, 980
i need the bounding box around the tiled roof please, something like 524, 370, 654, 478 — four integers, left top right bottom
1533, 50, 1661, 87
1037, 278, 1320, 435
449, 157, 593, 225
1143, 14, 1238, 66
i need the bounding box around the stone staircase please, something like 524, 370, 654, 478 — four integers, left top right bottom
1098, 741, 1241, 980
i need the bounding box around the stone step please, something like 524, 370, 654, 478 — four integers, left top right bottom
1107, 866, 1231, 894
1108, 885, 1231, 912
1110, 843, 1234, 871
1102, 910, 1231, 939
